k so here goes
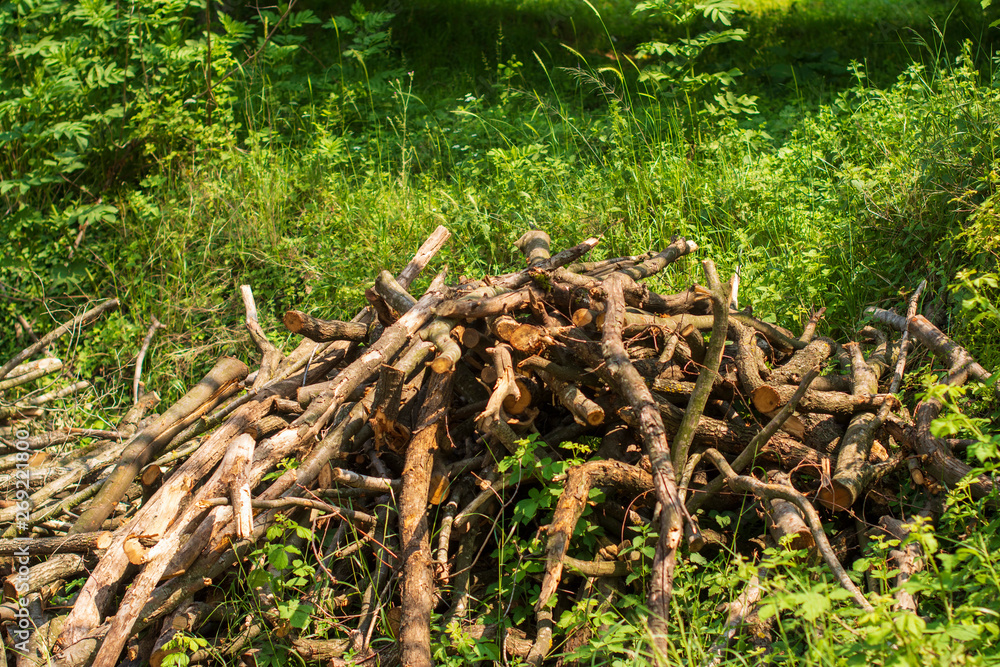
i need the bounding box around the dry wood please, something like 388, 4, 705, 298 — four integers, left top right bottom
821, 342, 881, 511
3, 553, 93, 600
878, 516, 924, 613
705, 574, 763, 666
421, 317, 462, 372
0, 299, 119, 383
229, 434, 255, 540
536, 460, 652, 620
133, 316, 164, 403
477, 344, 520, 453
750, 383, 896, 417
700, 448, 872, 611
515, 230, 551, 267
867, 308, 991, 382
283, 310, 370, 342
398, 368, 453, 667
764, 471, 814, 551
374, 270, 418, 315
534, 367, 604, 426
686, 367, 820, 514
0, 532, 111, 556
598, 271, 685, 657
0, 358, 63, 393
69, 356, 248, 536
670, 260, 731, 474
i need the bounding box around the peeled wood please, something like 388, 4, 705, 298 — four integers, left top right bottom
283, 310, 369, 342
54, 379, 296, 657
69, 356, 248, 536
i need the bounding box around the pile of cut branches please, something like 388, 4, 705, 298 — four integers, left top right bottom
0, 227, 992, 666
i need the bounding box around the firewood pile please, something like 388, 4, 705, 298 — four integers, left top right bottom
0, 226, 993, 666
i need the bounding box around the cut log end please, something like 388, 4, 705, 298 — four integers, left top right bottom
752, 385, 783, 413
816, 482, 854, 512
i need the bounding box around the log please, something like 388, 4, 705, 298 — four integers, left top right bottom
700, 449, 872, 611
0, 358, 62, 393
515, 230, 551, 267
750, 383, 896, 417
821, 342, 881, 511
69, 356, 248, 535
0, 299, 119, 383
0, 532, 111, 556
283, 310, 370, 342
866, 309, 991, 382
764, 471, 814, 552
598, 272, 685, 657
534, 368, 604, 426
398, 368, 454, 667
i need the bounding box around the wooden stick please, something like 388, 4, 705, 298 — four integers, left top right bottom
700, 448, 872, 611
69, 356, 248, 536
132, 316, 163, 403
598, 271, 685, 657
671, 260, 730, 474
0, 358, 63, 393
283, 310, 369, 342
866, 307, 991, 382
0, 531, 111, 556
687, 367, 820, 514
515, 230, 551, 267
0, 299, 119, 383
398, 368, 453, 667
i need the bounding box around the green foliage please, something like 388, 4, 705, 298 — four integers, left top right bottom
159, 631, 210, 667
633, 0, 757, 118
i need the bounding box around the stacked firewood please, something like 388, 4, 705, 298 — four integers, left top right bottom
0, 227, 992, 667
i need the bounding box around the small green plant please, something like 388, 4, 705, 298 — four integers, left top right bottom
159, 631, 210, 667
